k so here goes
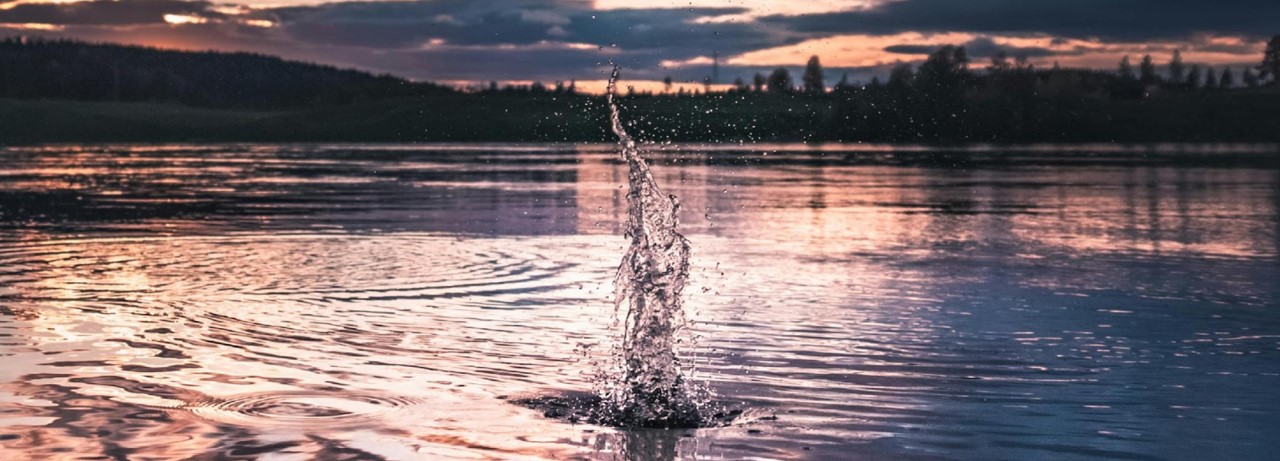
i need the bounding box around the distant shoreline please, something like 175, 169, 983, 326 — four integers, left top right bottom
6, 39, 1280, 145
3, 139, 1278, 170
5, 91, 1280, 146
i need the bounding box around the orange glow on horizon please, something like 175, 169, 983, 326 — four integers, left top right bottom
0, 22, 63, 30
723, 33, 1268, 70
0, 0, 89, 10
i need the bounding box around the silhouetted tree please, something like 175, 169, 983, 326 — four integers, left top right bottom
752, 73, 766, 92
913, 46, 969, 137
767, 67, 793, 93
1169, 50, 1186, 85
1204, 67, 1218, 89
802, 56, 824, 93
1014, 55, 1032, 72
662, 75, 673, 93
916, 45, 970, 95
1116, 55, 1135, 81
1186, 65, 1202, 89
989, 51, 1012, 73
1220, 67, 1235, 88
733, 77, 748, 92
1243, 67, 1260, 87
1260, 35, 1280, 85
834, 72, 853, 93
885, 62, 914, 121
888, 62, 914, 90
1140, 55, 1158, 85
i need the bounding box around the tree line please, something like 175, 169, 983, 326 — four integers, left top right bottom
2, 35, 1280, 143
656, 35, 1280, 97
621, 35, 1280, 142
0, 37, 452, 109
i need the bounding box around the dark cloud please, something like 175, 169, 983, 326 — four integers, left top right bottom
0, 0, 219, 26
0, 0, 796, 81
237, 0, 802, 80
766, 0, 1280, 41
885, 37, 1056, 59
2, 0, 1273, 83
263, 0, 786, 58
359, 46, 626, 82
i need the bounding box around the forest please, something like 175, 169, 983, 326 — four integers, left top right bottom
2, 36, 1279, 144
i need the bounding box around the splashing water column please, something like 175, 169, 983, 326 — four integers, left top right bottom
595, 66, 704, 427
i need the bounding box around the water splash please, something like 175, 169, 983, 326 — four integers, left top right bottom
591, 66, 707, 428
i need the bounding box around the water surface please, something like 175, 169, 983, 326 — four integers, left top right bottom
1, 143, 1279, 460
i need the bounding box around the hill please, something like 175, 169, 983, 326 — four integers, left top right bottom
0, 37, 451, 109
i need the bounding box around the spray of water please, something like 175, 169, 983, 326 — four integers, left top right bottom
590, 66, 707, 428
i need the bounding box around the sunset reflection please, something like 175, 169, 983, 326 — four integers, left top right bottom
2, 144, 1279, 460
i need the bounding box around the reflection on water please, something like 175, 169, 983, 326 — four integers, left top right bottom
1, 144, 1279, 460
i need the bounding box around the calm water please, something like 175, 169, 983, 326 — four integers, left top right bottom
1, 143, 1279, 460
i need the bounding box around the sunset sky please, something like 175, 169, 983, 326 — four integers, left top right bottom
1, 0, 1276, 90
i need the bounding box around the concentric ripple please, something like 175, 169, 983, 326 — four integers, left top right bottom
185, 392, 429, 428
0, 233, 615, 388
4, 144, 1280, 461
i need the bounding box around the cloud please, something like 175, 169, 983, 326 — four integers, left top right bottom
263, 0, 781, 56
765, 0, 1280, 41
886, 37, 1057, 59
1, 0, 1273, 83
0, 0, 222, 26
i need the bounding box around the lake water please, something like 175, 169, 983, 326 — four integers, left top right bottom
1, 143, 1279, 460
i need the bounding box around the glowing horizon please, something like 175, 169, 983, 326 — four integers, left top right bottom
1, 0, 1275, 84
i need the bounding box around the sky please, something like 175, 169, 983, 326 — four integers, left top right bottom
1, 0, 1276, 91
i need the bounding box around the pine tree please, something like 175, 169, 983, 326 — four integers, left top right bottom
1243, 67, 1260, 87
834, 72, 852, 92
1169, 50, 1186, 84
802, 56, 824, 93
752, 73, 766, 93
1260, 35, 1280, 86
1140, 55, 1158, 85
1220, 67, 1235, 88
1186, 65, 1202, 89
767, 67, 793, 93
1118, 55, 1136, 81
1204, 67, 1218, 89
